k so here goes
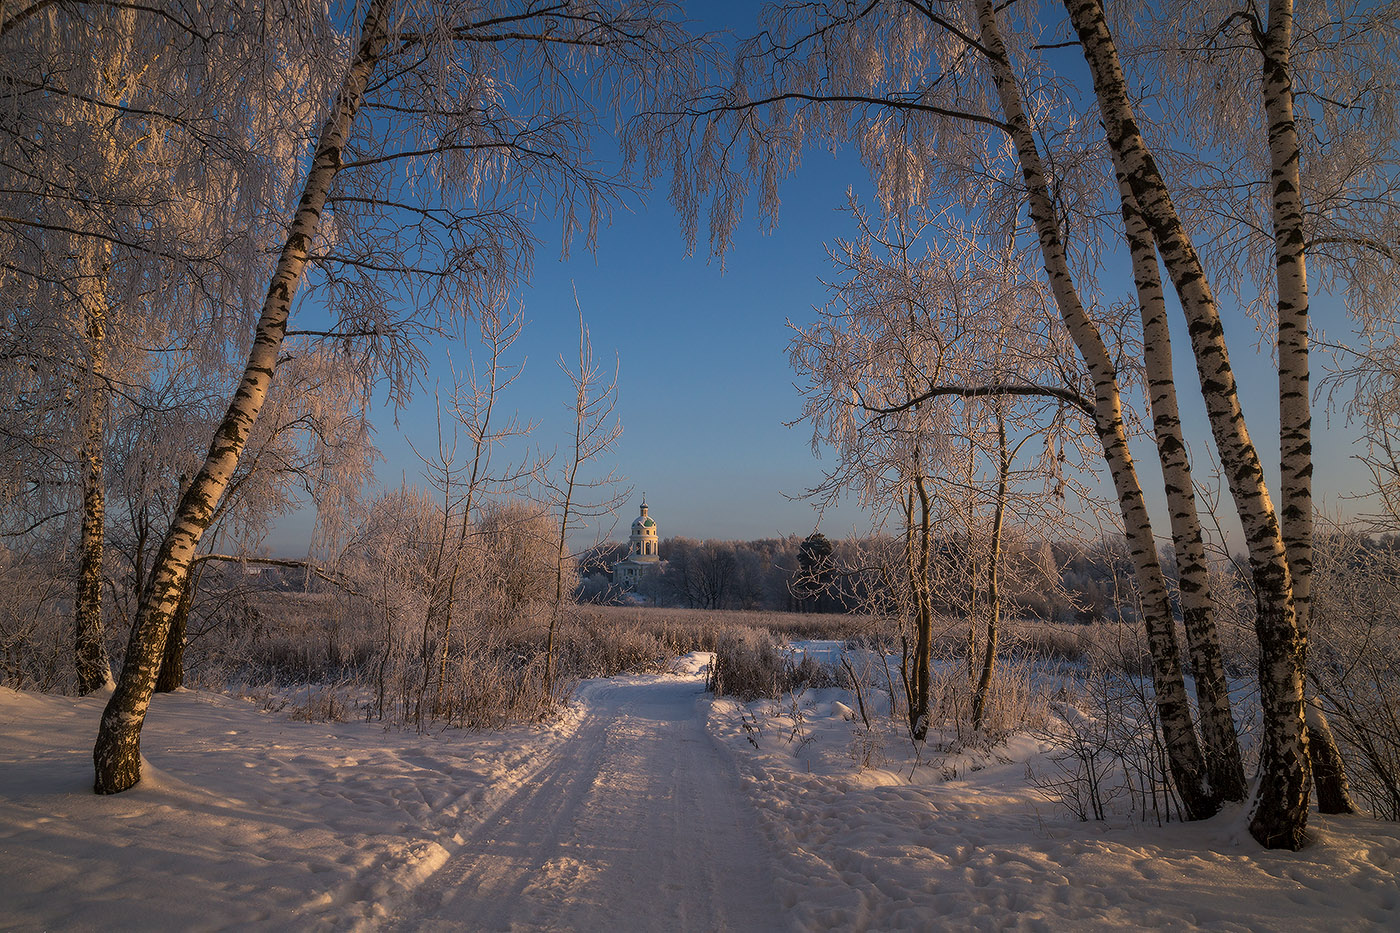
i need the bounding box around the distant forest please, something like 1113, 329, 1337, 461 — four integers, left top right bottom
575, 532, 1190, 620
579, 531, 1400, 622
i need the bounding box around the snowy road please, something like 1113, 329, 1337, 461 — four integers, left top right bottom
385, 673, 790, 933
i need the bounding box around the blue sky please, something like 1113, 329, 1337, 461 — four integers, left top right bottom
360, 145, 882, 549
275, 1, 1377, 554
346, 158, 1374, 555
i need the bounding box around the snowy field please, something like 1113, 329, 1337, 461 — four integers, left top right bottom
2, 652, 1398, 931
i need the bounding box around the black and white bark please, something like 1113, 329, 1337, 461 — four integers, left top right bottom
1116, 168, 1245, 801
1065, 0, 1309, 848
976, 0, 1217, 819
93, 0, 395, 793
1260, 0, 1357, 815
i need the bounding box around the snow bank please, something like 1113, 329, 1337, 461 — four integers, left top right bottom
0, 685, 579, 931
707, 683, 1400, 931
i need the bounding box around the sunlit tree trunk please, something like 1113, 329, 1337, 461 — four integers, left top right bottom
1064, 0, 1308, 848
93, 0, 394, 793
1261, 0, 1356, 815
1116, 169, 1246, 801
975, 0, 1217, 819
971, 410, 1007, 733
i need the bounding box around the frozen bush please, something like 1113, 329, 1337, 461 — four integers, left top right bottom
1032, 664, 1181, 825
0, 549, 70, 691
1311, 529, 1400, 820
709, 629, 785, 701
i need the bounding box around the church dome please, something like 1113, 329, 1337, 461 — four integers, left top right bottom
632, 499, 657, 532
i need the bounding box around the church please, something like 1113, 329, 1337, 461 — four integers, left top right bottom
612, 498, 662, 586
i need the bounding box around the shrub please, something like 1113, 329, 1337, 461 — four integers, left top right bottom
1032, 665, 1181, 825
709, 629, 786, 701
1311, 529, 1400, 819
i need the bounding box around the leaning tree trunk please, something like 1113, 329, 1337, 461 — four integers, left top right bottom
1261, 0, 1356, 815
974, 0, 1218, 820
92, 0, 394, 793
1065, 0, 1309, 848
1305, 697, 1356, 813
74, 245, 112, 695
1117, 169, 1246, 801
154, 568, 196, 693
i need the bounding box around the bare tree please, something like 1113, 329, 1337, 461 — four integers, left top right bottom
414, 308, 532, 724
790, 202, 1095, 742
541, 312, 627, 700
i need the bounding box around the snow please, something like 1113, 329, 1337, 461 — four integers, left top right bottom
707, 678, 1400, 932
0, 685, 582, 931
2, 653, 1398, 932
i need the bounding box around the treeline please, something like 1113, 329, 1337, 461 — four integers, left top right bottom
579, 530, 1189, 624
580, 534, 853, 613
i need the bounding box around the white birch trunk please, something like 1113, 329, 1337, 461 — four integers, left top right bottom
1265, 0, 1311, 636
1064, 0, 1309, 848
1116, 169, 1245, 800
1262, 0, 1356, 814
975, 0, 1217, 819
92, 0, 395, 793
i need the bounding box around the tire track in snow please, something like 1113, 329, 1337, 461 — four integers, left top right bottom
383, 674, 789, 933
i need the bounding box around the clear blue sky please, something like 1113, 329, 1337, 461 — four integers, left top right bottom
275, 1, 1376, 555
363, 145, 883, 549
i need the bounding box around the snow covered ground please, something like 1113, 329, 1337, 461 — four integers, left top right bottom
2, 652, 1398, 931
709, 646, 1400, 932
0, 683, 583, 931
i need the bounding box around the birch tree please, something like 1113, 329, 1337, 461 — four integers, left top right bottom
1116, 171, 1246, 800
1132, 0, 1400, 818
646, 0, 1224, 819
1063, 0, 1317, 848
1, 0, 326, 693
93, 0, 694, 794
